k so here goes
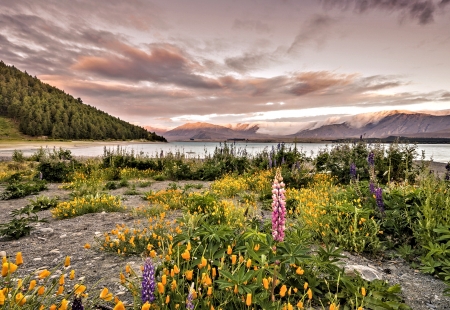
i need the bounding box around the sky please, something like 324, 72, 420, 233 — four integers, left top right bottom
1, 0, 450, 134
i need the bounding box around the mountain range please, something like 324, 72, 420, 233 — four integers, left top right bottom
155, 110, 450, 142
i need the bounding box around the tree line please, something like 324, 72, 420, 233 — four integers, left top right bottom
0, 61, 166, 141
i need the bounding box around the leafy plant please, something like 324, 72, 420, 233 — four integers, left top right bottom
0, 205, 47, 239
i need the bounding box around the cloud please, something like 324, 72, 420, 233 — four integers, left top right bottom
72, 43, 222, 89
321, 0, 448, 25
232, 19, 271, 33
288, 14, 336, 54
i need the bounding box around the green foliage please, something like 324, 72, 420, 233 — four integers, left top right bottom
27, 195, 59, 211
0, 61, 166, 141
0, 205, 47, 239
12, 149, 25, 162
0, 179, 47, 200
0, 115, 25, 139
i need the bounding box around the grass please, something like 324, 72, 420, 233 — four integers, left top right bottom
0, 116, 27, 139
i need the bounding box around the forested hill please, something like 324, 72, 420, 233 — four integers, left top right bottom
0, 61, 166, 141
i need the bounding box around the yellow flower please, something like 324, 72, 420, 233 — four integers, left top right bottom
84, 243, 91, 249
357, 307, 363, 310
186, 242, 192, 251
307, 288, 312, 300
59, 299, 68, 310
246, 259, 252, 268
57, 286, 64, 295
329, 303, 336, 310
0, 290, 5, 305
142, 302, 151, 310
59, 275, 65, 285
16, 252, 23, 265
70, 270, 75, 280
38, 286, 45, 295
74, 284, 87, 295
125, 265, 131, 273
297, 301, 304, 309
162, 274, 167, 285
303, 282, 308, 290
263, 278, 269, 290
231, 255, 237, 265
64, 256, 71, 267
28, 280, 36, 291
227, 245, 232, 255
173, 265, 180, 274
165, 295, 170, 304
207, 286, 213, 295
181, 250, 190, 260
113, 301, 125, 310
279, 285, 287, 297
254, 244, 260, 251
50, 305, 57, 310
361, 287, 366, 296
158, 282, 165, 294
246, 293, 252, 306
171, 279, 177, 291
296, 267, 304, 275
2, 262, 18, 277
201, 256, 207, 268
15, 292, 26, 306
234, 285, 238, 294
120, 272, 126, 284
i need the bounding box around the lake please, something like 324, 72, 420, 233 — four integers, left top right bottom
0, 141, 448, 163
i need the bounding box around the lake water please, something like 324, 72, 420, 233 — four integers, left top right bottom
1, 141, 448, 163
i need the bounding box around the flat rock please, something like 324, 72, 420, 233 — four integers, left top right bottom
345, 264, 382, 281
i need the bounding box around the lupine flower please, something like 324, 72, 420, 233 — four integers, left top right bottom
375, 187, 385, 214
142, 258, 156, 303
268, 156, 273, 169
186, 283, 195, 310
72, 297, 84, 310
350, 163, 356, 180
369, 181, 376, 194
271, 168, 286, 242
368, 152, 375, 167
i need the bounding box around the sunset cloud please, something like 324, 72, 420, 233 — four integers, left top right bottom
1, 0, 449, 132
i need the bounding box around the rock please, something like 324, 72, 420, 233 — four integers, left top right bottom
345, 264, 382, 281
33, 257, 42, 261
49, 249, 60, 254
59, 234, 67, 238
33, 228, 54, 235
72, 232, 83, 236
0, 251, 6, 258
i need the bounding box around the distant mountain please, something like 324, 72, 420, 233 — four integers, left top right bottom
293, 111, 450, 139
0, 61, 166, 141
163, 122, 267, 141
144, 126, 168, 137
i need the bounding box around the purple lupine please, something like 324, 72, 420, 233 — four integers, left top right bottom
186, 283, 195, 310
369, 181, 376, 194
268, 156, 273, 169
350, 163, 356, 180
72, 297, 84, 310
368, 152, 375, 167
274, 157, 277, 167
375, 187, 385, 214
142, 257, 156, 303
271, 168, 286, 242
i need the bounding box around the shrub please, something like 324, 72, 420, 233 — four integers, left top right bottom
51, 194, 125, 218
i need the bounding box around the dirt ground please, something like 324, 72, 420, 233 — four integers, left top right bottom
1, 175, 450, 309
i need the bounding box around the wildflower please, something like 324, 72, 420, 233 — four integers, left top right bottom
227, 245, 232, 255
28, 280, 37, 291
361, 287, 366, 296
181, 250, 190, 260
186, 283, 195, 310
84, 243, 91, 249
231, 255, 237, 265
74, 284, 86, 295
100, 288, 113, 301
296, 267, 304, 275
59, 299, 68, 310
70, 270, 75, 280
375, 187, 385, 214
173, 265, 180, 274
38, 269, 51, 279
2, 262, 18, 276
246, 259, 252, 268
185, 270, 193, 281
72, 297, 84, 310
158, 282, 165, 294
207, 286, 213, 295
271, 168, 286, 242
16, 252, 23, 265
64, 256, 71, 267
113, 301, 125, 310
307, 288, 312, 300
297, 301, 303, 309
59, 275, 65, 285
246, 293, 252, 306
369, 181, 375, 194
15, 292, 26, 306
368, 152, 375, 167
142, 258, 156, 303
142, 302, 151, 310
350, 163, 356, 180
57, 286, 64, 295
329, 303, 336, 310
38, 286, 45, 295
166, 295, 170, 304
280, 285, 287, 297
0, 290, 4, 305
263, 278, 269, 290
254, 244, 260, 251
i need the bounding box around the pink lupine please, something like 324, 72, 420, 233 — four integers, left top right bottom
271, 168, 286, 242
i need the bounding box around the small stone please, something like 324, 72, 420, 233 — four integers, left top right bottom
72, 232, 83, 236
115, 291, 125, 295
49, 249, 60, 254
33, 257, 42, 261
345, 264, 382, 281
0, 251, 6, 258
93, 256, 102, 260
78, 276, 85, 281
94, 231, 102, 236
59, 234, 67, 238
